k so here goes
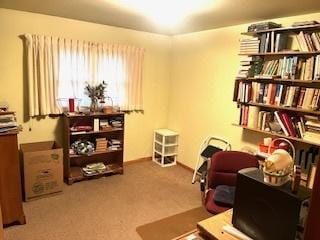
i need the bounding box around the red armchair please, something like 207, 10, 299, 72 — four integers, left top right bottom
201, 151, 259, 214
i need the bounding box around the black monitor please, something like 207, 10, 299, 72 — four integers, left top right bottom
232, 169, 310, 240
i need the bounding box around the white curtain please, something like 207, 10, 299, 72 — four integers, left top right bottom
25, 34, 145, 116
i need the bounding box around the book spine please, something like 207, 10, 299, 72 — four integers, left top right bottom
297, 87, 306, 108
292, 87, 301, 107
274, 111, 289, 136
280, 112, 297, 137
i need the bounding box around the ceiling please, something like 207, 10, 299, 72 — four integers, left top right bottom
1, 0, 320, 35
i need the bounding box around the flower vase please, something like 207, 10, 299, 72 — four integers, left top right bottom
90, 98, 99, 112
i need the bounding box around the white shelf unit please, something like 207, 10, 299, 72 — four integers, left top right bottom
153, 129, 179, 167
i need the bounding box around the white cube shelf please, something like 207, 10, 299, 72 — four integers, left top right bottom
153, 129, 179, 167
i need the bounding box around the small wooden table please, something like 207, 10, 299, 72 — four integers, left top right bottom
197, 210, 238, 240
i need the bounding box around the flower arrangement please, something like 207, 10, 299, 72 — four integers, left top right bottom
84, 81, 107, 112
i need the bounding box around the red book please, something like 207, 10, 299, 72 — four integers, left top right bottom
279, 112, 297, 137
269, 84, 277, 105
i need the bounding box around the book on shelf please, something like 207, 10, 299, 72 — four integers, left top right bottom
238, 55, 319, 81
247, 22, 281, 32
235, 80, 320, 110
311, 33, 320, 51
296, 31, 320, 52
314, 55, 320, 80
247, 106, 260, 129
303, 131, 320, 143
236, 56, 263, 78
239, 38, 260, 54
238, 105, 320, 142
93, 118, 99, 132
275, 33, 288, 52
274, 111, 290, 136
292, 21, 319, 27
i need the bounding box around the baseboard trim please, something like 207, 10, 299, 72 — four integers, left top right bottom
176, 161, 194, 173
123, 158, 195, 173
124, 156, 152, 165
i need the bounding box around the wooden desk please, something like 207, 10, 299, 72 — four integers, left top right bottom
197, 210, 237, 240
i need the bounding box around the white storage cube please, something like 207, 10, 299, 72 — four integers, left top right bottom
153, 129, 179, 167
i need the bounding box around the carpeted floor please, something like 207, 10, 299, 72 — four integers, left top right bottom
4, 161, 202, 240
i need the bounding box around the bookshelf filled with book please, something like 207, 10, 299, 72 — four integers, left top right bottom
234, 21, 320, 146
63, 112, 124, 184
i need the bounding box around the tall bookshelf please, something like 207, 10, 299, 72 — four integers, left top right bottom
233, 22, 320, 147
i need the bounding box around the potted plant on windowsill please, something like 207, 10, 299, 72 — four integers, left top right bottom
85, 81, 107, 112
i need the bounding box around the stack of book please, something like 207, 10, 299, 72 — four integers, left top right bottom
247, 22, 281, 32
95, 138, 107, 152
304, 116, 320, 142
0, 112, 18, 133
110, 119, 123, 128
296, 31, 320, 52
108, 139, 121, 151
239, 38, 260, 54
82, 162, 107, 176
292, 21, 319, 27
100, 119, 112, 130
236, 56, 263, 78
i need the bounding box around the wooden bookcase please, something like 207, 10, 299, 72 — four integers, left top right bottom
63, 112, 124, 184
233, 23, 320, 147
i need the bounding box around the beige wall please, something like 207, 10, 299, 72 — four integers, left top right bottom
1, 8, 319, 167
0, 8, 171, 162
169, 12, 320, 169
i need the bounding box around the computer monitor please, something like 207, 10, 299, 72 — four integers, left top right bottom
232, 169, 310, 240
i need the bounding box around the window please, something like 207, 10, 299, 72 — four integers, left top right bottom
25, 34, 144, 116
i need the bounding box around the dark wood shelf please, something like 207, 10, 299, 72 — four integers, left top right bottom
239, 51, 320, 56
232, 124, 320, 147
68, 164, 123, 184
69, 149, 123, 158
241, 24, 320, 36
241, 77, 320, 85
70, 128, 123, 136
238, 102, 320, 116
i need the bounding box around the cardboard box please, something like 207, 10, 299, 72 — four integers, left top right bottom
20, 141, 63, 201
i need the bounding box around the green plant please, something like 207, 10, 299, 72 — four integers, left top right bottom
84, 81, 107, 102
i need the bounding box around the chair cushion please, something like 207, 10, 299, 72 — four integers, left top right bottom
213, 185, 235, 207
205, 189, 230, 214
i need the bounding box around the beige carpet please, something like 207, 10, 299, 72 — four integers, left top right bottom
4, 161, 202, 240
136, 206, 212, 240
